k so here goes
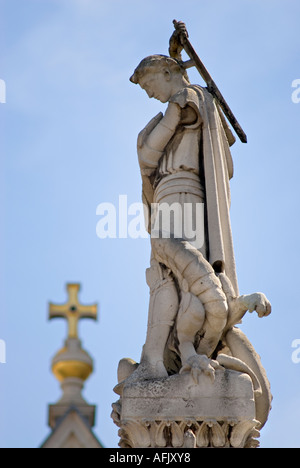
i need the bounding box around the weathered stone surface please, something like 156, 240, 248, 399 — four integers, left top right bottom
112, 369, 260, 448
122, 370, 255, 422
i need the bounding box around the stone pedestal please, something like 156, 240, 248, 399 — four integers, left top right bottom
112, 369, 260, 448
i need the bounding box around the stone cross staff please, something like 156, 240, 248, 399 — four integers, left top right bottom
171, 20, 247, 143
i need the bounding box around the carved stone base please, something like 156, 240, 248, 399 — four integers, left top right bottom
112, 369, 260, 448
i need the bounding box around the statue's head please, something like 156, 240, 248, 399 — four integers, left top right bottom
130, 55, 188, 103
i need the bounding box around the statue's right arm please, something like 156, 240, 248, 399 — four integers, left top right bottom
138, 103, 181, 173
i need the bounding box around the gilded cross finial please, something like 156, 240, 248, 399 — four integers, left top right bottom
49, 283, 98, 339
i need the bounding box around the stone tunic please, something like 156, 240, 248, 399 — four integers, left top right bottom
138, 85, 238, 295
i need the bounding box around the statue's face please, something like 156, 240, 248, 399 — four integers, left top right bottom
139, 70, 173, 103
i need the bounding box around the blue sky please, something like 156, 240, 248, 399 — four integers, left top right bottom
0, 0, 300, 448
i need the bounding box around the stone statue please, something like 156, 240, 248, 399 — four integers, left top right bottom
112, 22, 272, 448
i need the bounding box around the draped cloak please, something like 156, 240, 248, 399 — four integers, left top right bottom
139, 85, 239, 296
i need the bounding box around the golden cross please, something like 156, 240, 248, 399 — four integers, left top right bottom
49, 284, 98, 339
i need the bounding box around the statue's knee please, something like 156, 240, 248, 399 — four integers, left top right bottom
205, 300, 228, 330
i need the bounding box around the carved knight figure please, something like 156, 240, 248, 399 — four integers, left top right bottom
115, 23, 272, 431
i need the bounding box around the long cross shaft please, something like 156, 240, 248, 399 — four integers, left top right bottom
173, 20, 247, 144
